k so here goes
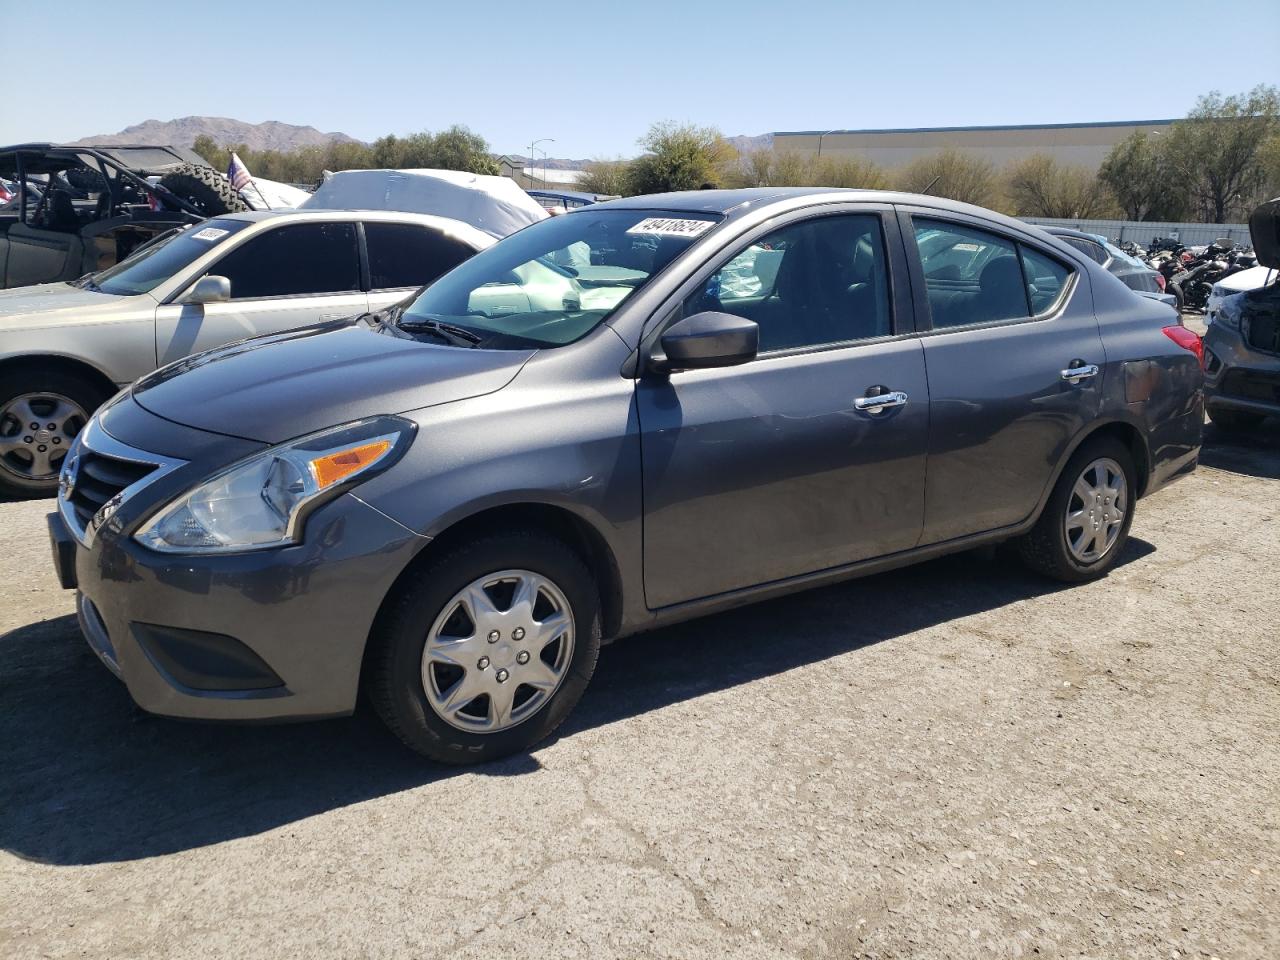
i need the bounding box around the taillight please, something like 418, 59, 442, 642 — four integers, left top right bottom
1163, 324, 1204, 368
1155, 273, 1166, 291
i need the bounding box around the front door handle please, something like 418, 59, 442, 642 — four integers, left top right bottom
853, 390, 909, 411
1061, 363, 1099, 383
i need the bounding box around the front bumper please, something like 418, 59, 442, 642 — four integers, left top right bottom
1203, 323, 1280, 418
48, 398, 427, 722
51, 494, 424, 721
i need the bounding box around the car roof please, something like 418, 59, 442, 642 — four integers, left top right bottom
599, 188, 1050, 236
527, 189, 601, 203
1040, 225, 1101, 243
208, 208, 495, 249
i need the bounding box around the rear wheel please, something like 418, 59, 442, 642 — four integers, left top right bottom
0, 368, 107, 497
366, 531, 601, 764
1207, 408, 1266, 432
1014, 436, 1136, 583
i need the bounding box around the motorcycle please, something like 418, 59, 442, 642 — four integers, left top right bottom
1170, 239, 1238, 313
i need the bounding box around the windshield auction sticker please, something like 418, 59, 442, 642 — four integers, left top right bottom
626, 217, 714, 239
192, 227, 230, 242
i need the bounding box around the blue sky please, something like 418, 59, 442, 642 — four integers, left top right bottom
3, 0, 1278, 158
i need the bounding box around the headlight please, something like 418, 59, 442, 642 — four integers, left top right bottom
135, 416, 415, 553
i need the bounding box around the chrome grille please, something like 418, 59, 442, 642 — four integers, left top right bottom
66, 449, 157, 532
58, 417, 187, 546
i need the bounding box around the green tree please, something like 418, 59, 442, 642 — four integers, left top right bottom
1097, 131, 1186, 221
896, 148, 999, 207
626, 122, 733, 195
1005, 153, 1115, 218
1163, 85, 1280, 222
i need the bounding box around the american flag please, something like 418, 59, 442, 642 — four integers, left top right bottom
227, 153, 253, 193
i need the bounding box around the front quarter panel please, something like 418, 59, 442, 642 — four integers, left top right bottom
353, 327, 647, 627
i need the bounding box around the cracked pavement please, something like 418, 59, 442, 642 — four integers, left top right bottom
1, 419, 1277, 959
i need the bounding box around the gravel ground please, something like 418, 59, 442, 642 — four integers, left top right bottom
1, 420, 1277, 960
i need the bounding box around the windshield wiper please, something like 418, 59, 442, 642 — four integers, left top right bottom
396, 315, 484, 347
69, 273, 101, 292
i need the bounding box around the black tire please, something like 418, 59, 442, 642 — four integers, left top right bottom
1207, 408, 1266, 432
1168, 281, 1184, 312
0, 367, 109, 498
366, 530, 602, 764
157, 164, 249, 216
1014, 436, 1137, 583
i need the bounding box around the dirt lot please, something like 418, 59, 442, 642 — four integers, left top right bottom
1, 421, 1277, 960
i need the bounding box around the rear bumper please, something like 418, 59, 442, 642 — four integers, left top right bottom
52, 495, 426, 722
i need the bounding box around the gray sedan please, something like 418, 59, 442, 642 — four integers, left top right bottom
48, 188, 1204, 764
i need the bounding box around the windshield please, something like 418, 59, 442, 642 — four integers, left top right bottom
93, 219, 253, 296
399, 208, 722, 348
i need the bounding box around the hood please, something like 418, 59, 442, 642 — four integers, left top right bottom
0, 281, 142, 330
1250, 197, 1279, 269
1215, 264, 1276, 294
131, 322, 534, 444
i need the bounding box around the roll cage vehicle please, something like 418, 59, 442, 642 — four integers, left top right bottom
0, 143, 246, 290
48, 189, 1204, 764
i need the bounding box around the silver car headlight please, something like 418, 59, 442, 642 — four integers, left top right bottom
135, 416, 415, 553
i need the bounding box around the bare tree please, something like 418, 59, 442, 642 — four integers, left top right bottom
577, 160, 631, 197
896, 149, 999, 207
1005, 153, 1115, 219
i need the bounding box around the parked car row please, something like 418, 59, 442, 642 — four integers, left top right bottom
41, 187, 1207, 764
0, 167, 547, 496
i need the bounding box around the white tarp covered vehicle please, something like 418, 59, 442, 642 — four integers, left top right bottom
239, 176, 312, 211
303, 168, 547, 239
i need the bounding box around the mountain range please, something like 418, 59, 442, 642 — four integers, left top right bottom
72, 117, 774, 168
74, 116, 359, 152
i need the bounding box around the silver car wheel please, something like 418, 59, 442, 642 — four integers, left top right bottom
0, 392, 88, 481
1064, 456, 1128, 564
421, 569, 575, 734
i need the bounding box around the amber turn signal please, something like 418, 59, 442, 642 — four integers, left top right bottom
308, 439, 393, 489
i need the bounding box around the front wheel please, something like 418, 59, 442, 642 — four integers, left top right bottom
366, 531, 601, 764
1014, 436, 1137, 583
0, 369, 106, 498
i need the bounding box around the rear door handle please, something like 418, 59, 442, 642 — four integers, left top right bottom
1061, 363, 1099, 383
853, 390, 909, 411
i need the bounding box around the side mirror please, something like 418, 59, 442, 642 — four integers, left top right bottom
651, 311, 758, 373
187, 275, 230, 305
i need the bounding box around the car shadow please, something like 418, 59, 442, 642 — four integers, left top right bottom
0, 539, 1155, 866
1199, 417, 1280, 480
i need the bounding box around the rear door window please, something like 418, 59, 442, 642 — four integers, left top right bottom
364, 222, 475, 290
212, 222, 360, 300
912, 219, 1027, 328
911, 219, 1074, 328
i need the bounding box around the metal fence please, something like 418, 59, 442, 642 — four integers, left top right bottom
1021, 216, 1252, 249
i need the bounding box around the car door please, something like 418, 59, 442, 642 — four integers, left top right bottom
362, 221, 478, 313
154, 220, 368, 365
636, 207, 930, 609
898, 209, 1104, 545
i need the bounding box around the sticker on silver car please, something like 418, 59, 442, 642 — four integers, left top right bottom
625, 217, 715, 239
